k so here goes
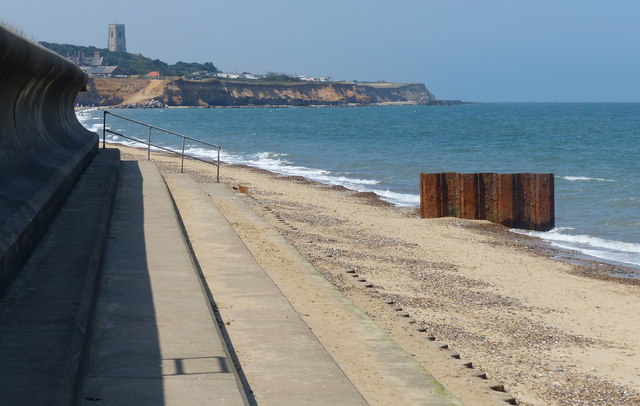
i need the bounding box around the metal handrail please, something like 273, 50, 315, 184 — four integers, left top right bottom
102, 110, 220, 182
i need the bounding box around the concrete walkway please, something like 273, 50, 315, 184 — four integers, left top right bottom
78, 161, 247, 405
1, 156, 461, 405
164, 173, 462, 406
0, 149, 119, 405
200, 182, 463, 406
165, 173, 370, 406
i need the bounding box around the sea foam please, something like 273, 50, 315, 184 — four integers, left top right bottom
561, 176, 615, 182
180, 146, 417, 206
513, 228, 640, 268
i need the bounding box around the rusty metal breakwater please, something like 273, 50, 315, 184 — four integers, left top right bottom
420, 173, 554, 231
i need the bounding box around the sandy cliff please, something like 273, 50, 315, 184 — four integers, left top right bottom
77, 78, 437, 107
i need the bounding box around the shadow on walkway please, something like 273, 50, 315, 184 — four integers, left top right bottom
79, 162, 164, 404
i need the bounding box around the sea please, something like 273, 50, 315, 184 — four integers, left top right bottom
77, 103, 640, 271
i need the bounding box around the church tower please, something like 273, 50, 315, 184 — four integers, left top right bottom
108, 24, 126, 52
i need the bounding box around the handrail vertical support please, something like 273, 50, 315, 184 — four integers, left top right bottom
102, 110, 107, 148
99, 111, 220, 179
180, 138, 186, 173
147, 127, 152, 160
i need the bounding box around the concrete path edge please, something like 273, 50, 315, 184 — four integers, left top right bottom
58, 149, 120, 405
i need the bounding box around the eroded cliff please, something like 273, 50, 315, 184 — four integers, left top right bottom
77, 78, 437, 107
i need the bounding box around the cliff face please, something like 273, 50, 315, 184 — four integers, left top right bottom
78, 78, 152, 106
77, 78, 437, 107
165, 79, 435, 106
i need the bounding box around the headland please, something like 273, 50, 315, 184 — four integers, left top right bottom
77, 78, 444, 108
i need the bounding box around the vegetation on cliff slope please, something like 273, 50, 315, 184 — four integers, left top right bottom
40, 42, 218, 76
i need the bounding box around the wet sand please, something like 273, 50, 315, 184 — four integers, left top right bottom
109, 143, 640, 406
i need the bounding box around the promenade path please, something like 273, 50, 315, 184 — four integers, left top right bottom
0, 154, 462, 405
78, 161, 248, 405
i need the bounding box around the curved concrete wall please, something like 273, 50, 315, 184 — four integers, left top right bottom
0, 26, 98, 293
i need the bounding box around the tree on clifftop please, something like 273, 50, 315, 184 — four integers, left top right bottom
165, 61, 218, 76
263, 72, 301, 82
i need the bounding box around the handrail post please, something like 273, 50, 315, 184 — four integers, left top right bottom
147, 127, 152, 160
181, 137, 186, 173
102, 110, 107, 148
217, 148, 220, 183
99, 111, 220, 179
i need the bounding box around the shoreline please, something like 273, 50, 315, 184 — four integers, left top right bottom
235, 161, 640, 280
107, 142, 640, 405
102, 139, 639, 280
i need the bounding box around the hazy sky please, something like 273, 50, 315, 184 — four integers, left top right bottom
3, 0, 640, 102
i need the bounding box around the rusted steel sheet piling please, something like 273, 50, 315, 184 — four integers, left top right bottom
420, 173, 554, 231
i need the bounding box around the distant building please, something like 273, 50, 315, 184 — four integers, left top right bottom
146, 71, 161, 79
80, 65, 121, 78
108, 24, 126, 52
68, 50, 103, 67
297, 75, 333, 82
239, 73, 262, 80
67, 49, 120, 77
215, 72, 241, 79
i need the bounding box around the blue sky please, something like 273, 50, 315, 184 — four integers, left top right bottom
2, 0, 640, 102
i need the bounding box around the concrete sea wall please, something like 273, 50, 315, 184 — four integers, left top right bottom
0, 26, 98, 293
